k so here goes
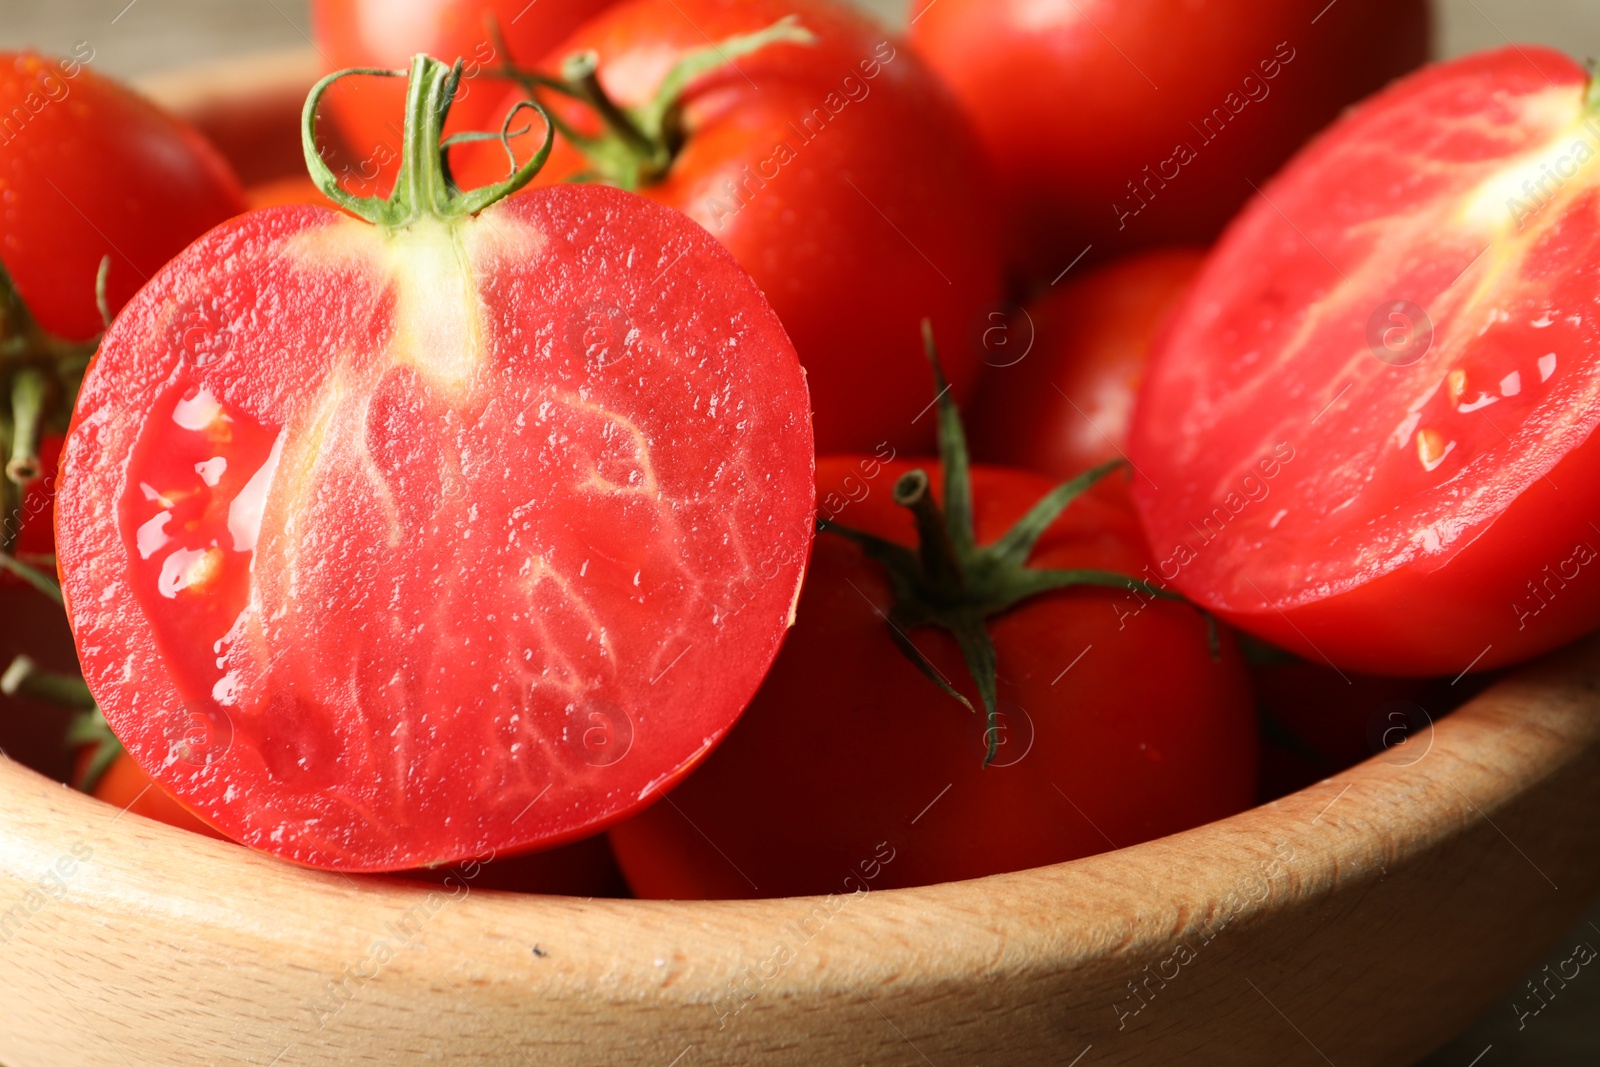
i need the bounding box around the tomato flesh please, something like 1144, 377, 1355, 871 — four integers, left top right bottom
59, 186, 814, 871
1131, 47, 1600, 675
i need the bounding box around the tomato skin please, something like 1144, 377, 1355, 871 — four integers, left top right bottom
58, 185, 815, 872
608, 456, 1256, 899
1129, 47, 1600, 677
311, 0, 616, 190
0, 51, 246, 341
455, 0, 1003, 454
908, 0, 1428, 282
969, 249, 1204, 482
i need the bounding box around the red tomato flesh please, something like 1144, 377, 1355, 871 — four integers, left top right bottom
58, 185, 814, 871
1131, 47, 1600, 676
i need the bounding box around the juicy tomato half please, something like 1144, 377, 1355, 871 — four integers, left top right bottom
58, 182, 814, 872
608, 456, 1257, 899
1131, 47, 1600, 676
970, 248, 1205, 482
908, 0, 1429, 283
0, 50, 245, 341
454, 0, 1003, 455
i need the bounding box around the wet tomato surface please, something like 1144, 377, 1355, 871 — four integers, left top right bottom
1131, 47, 1600, 675
455, 0, 1002, 455
609, 456, 1256, 899
58, 183, 814, 871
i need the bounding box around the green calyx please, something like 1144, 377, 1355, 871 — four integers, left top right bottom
0, 255, 106, 550
822, 322, 1211, 766
490, 15, 816, 191
303, 54, 556, 228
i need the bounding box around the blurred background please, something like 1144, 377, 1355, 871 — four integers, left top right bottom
1, 1, 1597, 1065
0, 0, 1598, 76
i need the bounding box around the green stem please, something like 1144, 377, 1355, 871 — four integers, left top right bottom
823, 321, 1221, 767
301, 54, 555, 228
1, 655, 94, 709
892, 469, 964, 594
8, 367, 49, 484
489, 16, 816, 191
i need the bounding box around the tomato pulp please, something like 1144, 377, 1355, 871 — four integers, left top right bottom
1131, 47, 1600, 676
58, 74, 815, 870
609, 456, 1256, 899
454, 0, 1002, 455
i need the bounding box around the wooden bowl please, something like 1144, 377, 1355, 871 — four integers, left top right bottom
3, 50, 1599, 1067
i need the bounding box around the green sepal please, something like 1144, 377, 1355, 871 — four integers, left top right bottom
822, 320, 1220, 767
489, 16, 815, 191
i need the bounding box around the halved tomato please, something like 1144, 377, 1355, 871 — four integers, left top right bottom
57, 59, 814, 871
1131, 47, 1600, 676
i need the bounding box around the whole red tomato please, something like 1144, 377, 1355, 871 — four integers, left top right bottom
609, 385, 1255, 898
970, 248, 1205, 482
454, 0, 1003, 454
312, 0, 616, 189
908, 0, 1428, 283
0, 50, 245, 341
57, 59, 815, 872
1130, 47, 1600, 676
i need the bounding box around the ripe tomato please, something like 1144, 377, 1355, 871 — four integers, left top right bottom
1130, 47, 1600, 676
1251, 655, 1488, 801
908, 0, 1428, 282
0, 50, 245, 341
56, 59, 814, 872
970, 249, 1204, 482
454, 0, 1002, 454
610, 387, 1254, 897
312, 0, 616, 191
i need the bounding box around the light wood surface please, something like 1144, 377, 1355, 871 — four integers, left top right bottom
1, 632, 1597, 1066
2, 44, 1599, 1067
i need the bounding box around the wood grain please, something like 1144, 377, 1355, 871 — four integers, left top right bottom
2, 50, 1599, 1067
1, 633, 1596, 1066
